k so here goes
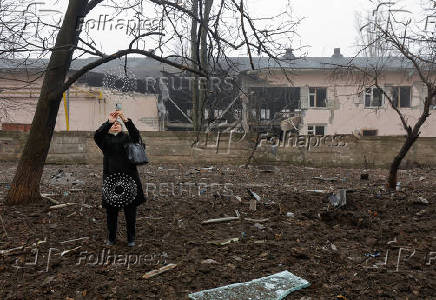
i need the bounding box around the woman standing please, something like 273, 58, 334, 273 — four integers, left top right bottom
94, 111, 146, 247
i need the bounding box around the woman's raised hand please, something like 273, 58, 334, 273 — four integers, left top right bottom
116, 110, 128, 122
108, 112, 118, 123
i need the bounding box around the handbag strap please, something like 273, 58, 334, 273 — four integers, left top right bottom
138, 134, 145, 147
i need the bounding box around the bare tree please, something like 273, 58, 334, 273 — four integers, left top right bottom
1, 0, 299, 205
345, 0, 436, 189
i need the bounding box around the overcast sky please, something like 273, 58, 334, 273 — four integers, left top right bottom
34, 0, 426, 58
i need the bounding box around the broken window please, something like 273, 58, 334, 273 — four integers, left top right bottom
260, 108, 271, 120
365, 87, 383, 107
251, 109, 257, 118
248, 87, 300, 116
309, 87, 327, 108
214, 109, 223, 119
233, 109, 241, 119
307, 124, 325, 136
391, 86, 411, 108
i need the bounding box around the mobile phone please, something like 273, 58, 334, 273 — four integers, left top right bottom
115, 103, 122, 111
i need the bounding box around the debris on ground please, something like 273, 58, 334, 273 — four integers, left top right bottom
412, 196, 429, 205
306, 189, 329, 194
248, 189, 262, 201
206, 237, 239, 246
0, 162, 434, 299
142, 263, 177, 279
329, 189, 347, 208
253, 223, 266, 230
249, 199, 257, 211
188, 270, 310, 300
286, 212, 295, 218
364, 251, 381, 258
360, 173, 369, 180
201, 259, 219, 264
312, 176, 338, 182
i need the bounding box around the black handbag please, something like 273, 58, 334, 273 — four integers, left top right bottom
123, 135, 149, 165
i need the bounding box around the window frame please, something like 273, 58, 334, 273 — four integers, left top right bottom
307, 124, 326, 136
214, 109, 223, 119
308, 87, 327, 108
260, 108, 271, 120
364, 87, 384, 108
391, 86, 412, 108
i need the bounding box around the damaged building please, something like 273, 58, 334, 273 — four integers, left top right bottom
1, 50, 435, 136
239, 48, 436, 137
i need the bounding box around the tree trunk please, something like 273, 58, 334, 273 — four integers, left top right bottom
387, 134, 417, 189
197, 0, 213, 131
190, 0, 199, 131
5, 0, 88, 205
387, 90, 434, 190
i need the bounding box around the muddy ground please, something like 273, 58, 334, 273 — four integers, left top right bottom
0, 162, 435, 299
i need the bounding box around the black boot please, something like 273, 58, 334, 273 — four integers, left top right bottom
124, 205, 137, 246
106, 207, 119, 245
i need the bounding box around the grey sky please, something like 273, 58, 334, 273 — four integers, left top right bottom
34, 0, 426, 58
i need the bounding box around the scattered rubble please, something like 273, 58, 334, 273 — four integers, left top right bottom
329, 189, 347, 208
0, 162, 434, 299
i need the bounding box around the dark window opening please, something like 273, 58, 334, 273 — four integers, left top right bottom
362, 129, 378, 136
248, 87, 300, 121
309, 87, 327, 108
308, 124, 325, 136
392, 86, 411, 108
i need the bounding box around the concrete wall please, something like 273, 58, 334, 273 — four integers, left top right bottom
0, 130, 436, 168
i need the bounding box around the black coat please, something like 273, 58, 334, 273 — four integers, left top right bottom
94, 119, 146, 209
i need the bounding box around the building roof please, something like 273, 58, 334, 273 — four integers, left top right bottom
229, 56, 415, 72
0, 55, 417, 78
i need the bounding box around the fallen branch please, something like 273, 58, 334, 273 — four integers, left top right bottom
137, 216, 164, 221
312, 176, 338, 182
49, 203, 77, 210
306, 190, 330, 194
60, 246, 82, 257
42, 195, 59, 205
60, 237, 89, 244
66, 211, 77, 218
142, 263, 177, 279
41, 193, 60, 197
245, 218, 269, 223
206, 237, 239, 245
202, 216, 240, 224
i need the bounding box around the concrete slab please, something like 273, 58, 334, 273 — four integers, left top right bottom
188, 270, 310, 300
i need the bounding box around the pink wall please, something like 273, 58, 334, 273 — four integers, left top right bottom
248, 70, 436, 137
0, 78, 160, 131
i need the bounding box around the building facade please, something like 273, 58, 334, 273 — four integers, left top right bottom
241, 50, 436, 137
0, 69, 160, 131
